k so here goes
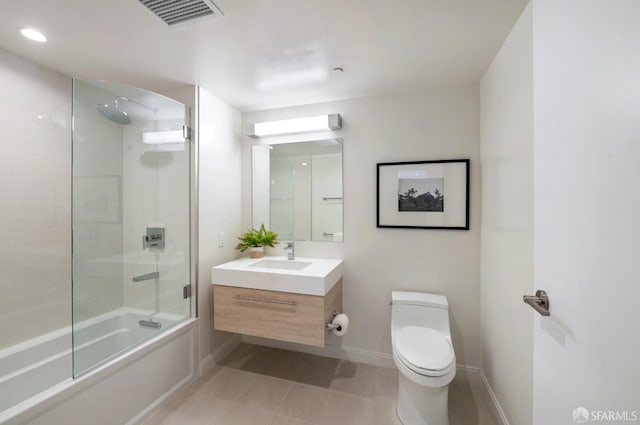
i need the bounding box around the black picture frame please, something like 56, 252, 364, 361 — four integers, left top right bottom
376, 159, 470, 230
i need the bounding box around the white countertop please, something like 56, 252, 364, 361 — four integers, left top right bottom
211, 256, 343, 296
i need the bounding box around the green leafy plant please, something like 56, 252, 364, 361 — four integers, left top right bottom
234, 224, 279, 252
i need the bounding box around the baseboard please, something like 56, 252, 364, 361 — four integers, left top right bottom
479, 369, 510, 425
242, 335, 395, 369
199, 334, 242, 375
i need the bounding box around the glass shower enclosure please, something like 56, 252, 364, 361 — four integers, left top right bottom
72, 80, 191, 375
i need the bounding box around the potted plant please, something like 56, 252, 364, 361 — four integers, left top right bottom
235, 224, 278, 258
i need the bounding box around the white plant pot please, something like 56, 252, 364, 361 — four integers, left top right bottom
249, 246, 264, 258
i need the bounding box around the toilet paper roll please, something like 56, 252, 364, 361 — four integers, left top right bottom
331, 313, 349, 336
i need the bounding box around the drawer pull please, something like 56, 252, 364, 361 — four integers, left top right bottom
233, 295, 297, 306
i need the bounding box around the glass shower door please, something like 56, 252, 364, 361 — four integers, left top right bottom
72, 79, 191, 376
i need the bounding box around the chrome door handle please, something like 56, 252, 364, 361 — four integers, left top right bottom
523, 290, 550, 316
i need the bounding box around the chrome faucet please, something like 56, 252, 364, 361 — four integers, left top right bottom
284, 242, 295, 260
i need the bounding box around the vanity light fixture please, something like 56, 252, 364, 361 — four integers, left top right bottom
18, 27, 47, 42
247, 114, 342, 138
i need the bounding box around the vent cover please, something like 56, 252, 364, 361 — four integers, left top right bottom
139, 0, 223, 26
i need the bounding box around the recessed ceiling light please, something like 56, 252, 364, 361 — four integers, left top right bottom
301, 162, 308, 166
332, 67, 344, 73
19, 27, 47, 43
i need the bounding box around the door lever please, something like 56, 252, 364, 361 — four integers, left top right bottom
523, 290, 550, 316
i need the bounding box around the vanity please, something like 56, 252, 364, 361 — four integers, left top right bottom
212, 134, 345, 347
212, 257, 343, 347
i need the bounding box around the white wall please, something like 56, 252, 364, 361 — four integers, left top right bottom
0, 48, 72, 349
242, 88, 482, 367
197, 87, 243, 364
532, 0, 640, 423
480, 4, 533, 425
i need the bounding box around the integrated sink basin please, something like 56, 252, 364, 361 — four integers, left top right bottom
249, 259, 312, 271
212, 256, 343, 296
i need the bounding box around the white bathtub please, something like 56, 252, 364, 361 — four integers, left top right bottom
0, 310, 184, 422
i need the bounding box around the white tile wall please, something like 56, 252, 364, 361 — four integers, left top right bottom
0, 48, 72, 349
72, 80, 125, 322
122, 118, 190, 318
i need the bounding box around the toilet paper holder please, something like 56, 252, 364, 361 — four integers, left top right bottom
325, 311, 342, 331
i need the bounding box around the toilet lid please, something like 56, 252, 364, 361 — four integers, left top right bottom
394, 326, 454, 374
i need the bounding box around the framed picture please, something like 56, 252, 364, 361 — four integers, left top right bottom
377, 159, 469, 230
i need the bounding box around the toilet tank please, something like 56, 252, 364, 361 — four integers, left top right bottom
391, 291, 451, 337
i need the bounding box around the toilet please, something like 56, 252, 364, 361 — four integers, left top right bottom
391, 291, 456, 425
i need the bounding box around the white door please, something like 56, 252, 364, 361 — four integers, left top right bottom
532, 1, 640, 424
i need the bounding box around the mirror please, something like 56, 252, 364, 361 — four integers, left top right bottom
252, 139, 343, 242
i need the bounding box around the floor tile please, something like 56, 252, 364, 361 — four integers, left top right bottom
375, 365, 399, 377
296, 356, 379, 398
145, 344, 500, 425
269, 415, 315, 425
295, 355, 341, 388
213, 402, 275, 425
237, 374, 292, 412
373, 374, 401, 425
221, 344, 308, 381
327, 360, 379, 398
201, 367, 257, 401
276, 383, 331, 423
156, 395, 230, 425
319, 392, 375, 425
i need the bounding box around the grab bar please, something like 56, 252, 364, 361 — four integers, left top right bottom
132, 271, 159, 282
233, 295, 297, 306
322, 197, 343, 201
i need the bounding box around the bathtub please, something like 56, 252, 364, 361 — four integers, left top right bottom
0, 310, 190, 424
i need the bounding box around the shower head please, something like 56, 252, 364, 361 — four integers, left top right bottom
96, 102, 132, 125
96, 96, 156, 125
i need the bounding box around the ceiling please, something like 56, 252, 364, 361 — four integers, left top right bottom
0, 0, 527, 112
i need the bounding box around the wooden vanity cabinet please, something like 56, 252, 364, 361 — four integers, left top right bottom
213, 279, 342, 347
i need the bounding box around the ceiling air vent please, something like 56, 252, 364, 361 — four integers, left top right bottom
138, 0, 223, 26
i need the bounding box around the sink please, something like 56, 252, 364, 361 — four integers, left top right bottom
249, 260, 312, 271
212, 256, 343, 296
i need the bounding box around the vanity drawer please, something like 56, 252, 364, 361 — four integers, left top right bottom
214, 280, 342, 347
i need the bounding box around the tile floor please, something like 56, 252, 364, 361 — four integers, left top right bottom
143, 343, 498, 425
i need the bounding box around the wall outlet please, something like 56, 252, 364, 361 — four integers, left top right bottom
218, 233, 225, 248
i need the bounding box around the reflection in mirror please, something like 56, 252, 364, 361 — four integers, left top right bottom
252, 139, 343, 242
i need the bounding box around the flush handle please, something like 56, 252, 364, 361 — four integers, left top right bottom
523, 290, 550, 316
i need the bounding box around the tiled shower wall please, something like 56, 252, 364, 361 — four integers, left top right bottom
72, 81, 126, 322
122, 117, 190, 318
0, 48, 72, 349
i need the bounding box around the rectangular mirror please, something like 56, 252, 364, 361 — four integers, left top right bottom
252, 139, 343, 242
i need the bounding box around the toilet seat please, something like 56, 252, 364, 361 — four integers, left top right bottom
394, 326, 454, 377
